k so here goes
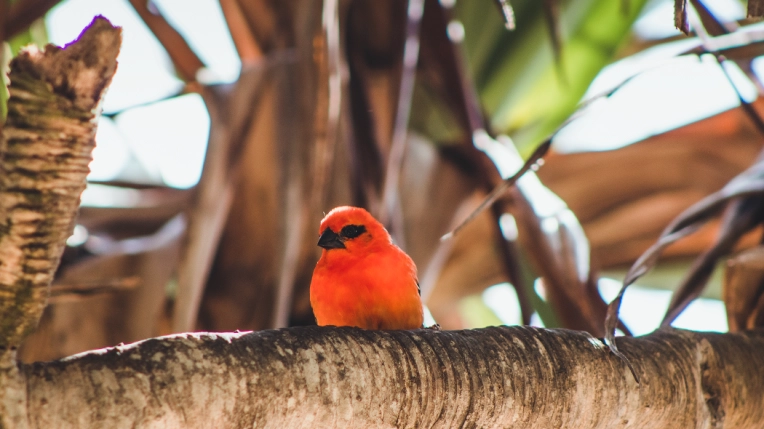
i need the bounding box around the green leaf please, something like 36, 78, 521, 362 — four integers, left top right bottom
8, 18, 49, 56
1, 43, 10, 123
461, 0, 649, 153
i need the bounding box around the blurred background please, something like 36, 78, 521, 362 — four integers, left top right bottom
3, 0, 763, 362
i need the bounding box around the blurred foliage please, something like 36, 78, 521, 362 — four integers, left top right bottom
7, 19, 48, 56
2, 17, 48, 122
454, 0, 649, 153
459, 294, 505, 327
5, 0, 762, 357
1, 43, 9, 122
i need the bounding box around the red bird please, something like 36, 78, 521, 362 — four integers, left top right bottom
310, 206, 424, 330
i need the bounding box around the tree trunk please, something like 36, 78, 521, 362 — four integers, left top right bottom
0, 16, 120, 429
13, 326, 764, 429
0, 16, 120, 349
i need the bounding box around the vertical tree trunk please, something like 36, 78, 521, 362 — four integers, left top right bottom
0, 16, 121, 429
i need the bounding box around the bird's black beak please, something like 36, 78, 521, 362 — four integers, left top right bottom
317, 228, 345, 249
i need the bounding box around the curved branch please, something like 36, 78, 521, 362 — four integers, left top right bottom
19, 326, 764, 428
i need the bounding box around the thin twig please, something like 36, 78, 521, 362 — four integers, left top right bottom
379, 0, 425, 228
494, 0, 516, 30
309, 0, 342, 226
490, 204, 534, 324
689, 0, 736, 35
604, 6, 764, 361
441, 50, 699, 242
417, 198, 476, 301
219, 0, 262, 63
441, 139, 550, 241
689, 5, 764, 136
0, 0, 6, 135
430, 2, 553, 245
542, 0, 563, 64
128, 0, 205, 82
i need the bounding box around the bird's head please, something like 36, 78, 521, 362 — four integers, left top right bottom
316, 206, 390, 252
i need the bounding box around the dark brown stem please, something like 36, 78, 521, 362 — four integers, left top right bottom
379, 0, 425, 229
219, 0, 262, 63
5, 0, 61, 41
128, 0, 205, 82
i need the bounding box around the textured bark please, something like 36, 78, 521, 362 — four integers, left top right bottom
0, 17, 121, 348
14, 326, 764, 429
0, 16, 120, 429
0, 350, 26, 429
539, 102, 764, 268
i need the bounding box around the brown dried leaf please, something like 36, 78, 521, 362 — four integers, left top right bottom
233, 0, 296, 53
675, 0, 690, 34
541, 96, 764, 267
661, 197, 764, 326
689, 0, 736, 36
725, 245, 764, 331
344, 1, 407, 209
424, 194, 510, 329
466, 134, 617, 335
512, 192, 614, 336
605, 156, 764, 351
379, 0, 426, 229
748, 0, 764, 18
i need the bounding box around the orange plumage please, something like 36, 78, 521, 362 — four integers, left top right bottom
309, 206, 424, 330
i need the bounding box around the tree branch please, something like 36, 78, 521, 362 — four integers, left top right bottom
16, 326, 764, 428
128, 0, 205, 82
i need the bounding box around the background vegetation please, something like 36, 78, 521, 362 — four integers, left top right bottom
2, 0, 764, 362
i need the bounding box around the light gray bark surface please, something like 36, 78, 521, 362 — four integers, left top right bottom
19, 326, 764, 429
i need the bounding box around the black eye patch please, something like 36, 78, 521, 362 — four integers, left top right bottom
340, 224, 366, 239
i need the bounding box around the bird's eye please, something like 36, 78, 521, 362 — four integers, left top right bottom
340, 224, 366, 239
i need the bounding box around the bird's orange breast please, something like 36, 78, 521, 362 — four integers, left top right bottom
310, 245, 423, 330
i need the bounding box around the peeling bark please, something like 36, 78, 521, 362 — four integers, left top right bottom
11, 326, 764, 428
0, 17, 120, 348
